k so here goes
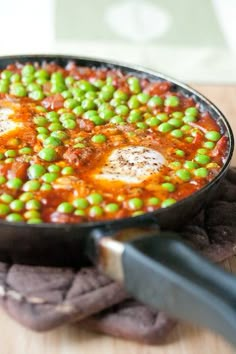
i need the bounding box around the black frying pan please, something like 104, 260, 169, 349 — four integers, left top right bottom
0, 55, 235, 345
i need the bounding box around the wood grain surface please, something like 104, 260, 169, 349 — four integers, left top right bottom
1, 85, 236, 354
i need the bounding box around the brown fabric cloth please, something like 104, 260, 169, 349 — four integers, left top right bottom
0, 168, 236, 344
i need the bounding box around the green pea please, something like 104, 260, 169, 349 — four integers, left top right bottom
42, 172, 58, 183
36, 127, 49, 135
91, 134, 107, 144
74, 143, 86, 148
185, 107, 198, 117
10, 83, 26, 97
48, 123, 63, 132
61, 167, 74, 176
51, 131, 68, 141
162, 183, 176, 192
78, 80, 96, 92
99, 109, 115, 121
5, 150, 17, 158
1, 70, 12, 80
35, 69, 49, 80
93, 79, 105, 89
74, 209, 86, 216
63, 119, 76, 130
0, 176, 6, 185
51, 82, 66, 94
132, 211, 145, 217
40, 183, 53, 191
170, 129, 183, 138
61, 90, 73, 99
23, 180, 41, 192
9, 199, 24, 212
19, 147, 33, 155
27, 218, 43, 224
146, 117, 160, 127
205, 131, 221, 142
98, 91, 113, 102
176, 169, 191, 181
81, 99, 96, 110
147, 96, 163, 108
168, 118, 183, 128
136, 122, 148, 129
168, 161, 182, 170
115, 105, 129, 116
28, 164, 46, 179
156, 113, 169, 122
113, 90, 129, 101
0, 153, 4, 160
65, 76, 75, 87
203, 141, 215, 149
37, 133, 48, 142
38, 148, 57, 162
128, 198, 143, 210
0, 203, 10, 216
181, 124, 191, 132
85, 91, 97, 100
89, 206, 104, 217
57, 202, 74, 214
172, 111, 184, 119
83, 110, 97, 119
10, 73, 21, 83
64, 98, 79, 109
7, 178, 23, 189
158, 122, 173, 133
128, 111, 142, 123
137, 92, 150, 104
185, 137, 194, 143
24, 210, 41, 219
46, 111, 59, 122
194, 167, 208, 178
184, 161, 199, 169
128, 96, 141, 109
88, 193, 103, 205
73, 198, 89, 209
127, 77, 141, 93
164, 96, 180, 107
44, 136, 62, 148
33, 116, 48, 126
161, 198, 176, 208
183, 115, 197, 123
23, 75, 35, 85
36, 106, 47, 113
51, 72, 64, 82
0, 80, 9, 93
5, 158, 15, 163
27, 83, 40, 92
175, 149, 185, 157
89, 115, 105, 126
105, 203, 120, 213
0, 193, 13, 203
29, 90, 44, 101
19, 192, 34, 202
197, 148, 208, 155
147, 197, 160, 206
6, 213, 24, 222
25, 199, 41, 210
110, 116, 124, 124
194, 154, 211, 165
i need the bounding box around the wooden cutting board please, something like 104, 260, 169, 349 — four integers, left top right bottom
1, 85, 235, 354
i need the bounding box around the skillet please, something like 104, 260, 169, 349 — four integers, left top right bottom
0, 55, 235, 345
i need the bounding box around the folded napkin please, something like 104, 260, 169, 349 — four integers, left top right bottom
0, 168, 235, 344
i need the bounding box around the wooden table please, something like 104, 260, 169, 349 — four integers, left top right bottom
1, 85, 236, 354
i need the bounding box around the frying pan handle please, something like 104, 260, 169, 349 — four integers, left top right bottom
95, 232, 236, 346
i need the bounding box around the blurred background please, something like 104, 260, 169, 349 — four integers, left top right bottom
0, 0, 235, 83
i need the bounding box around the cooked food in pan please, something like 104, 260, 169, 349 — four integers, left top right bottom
0, 61, 227, 224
